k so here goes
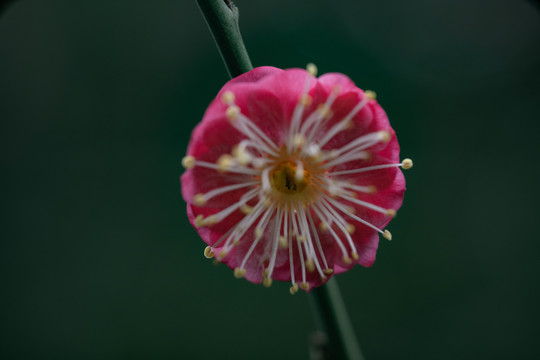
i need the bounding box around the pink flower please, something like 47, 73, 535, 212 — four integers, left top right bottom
181, 65, 412, 293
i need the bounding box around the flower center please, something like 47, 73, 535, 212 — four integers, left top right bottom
270, 160, 309, 194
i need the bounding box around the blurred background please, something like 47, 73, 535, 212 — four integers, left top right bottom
1, 0, 539, 359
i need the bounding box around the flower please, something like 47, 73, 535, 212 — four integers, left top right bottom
181, 65, 411, 293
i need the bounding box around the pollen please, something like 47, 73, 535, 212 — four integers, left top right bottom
402, 158, 413, 169
365, 90, 377, 100
270, 160, 309, 195
234, 268, 247, 278
306, 63, 318, 76
182, 156, 195, 169
221, 91, 235, 104
193, 194, 206, 206
262, 277, 273, 287
204, 246, 215, 259
226, 105, 240, 121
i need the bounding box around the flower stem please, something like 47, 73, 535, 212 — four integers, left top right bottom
195, 0, 253, 78
195, 2, 363, 359
310, 278, 365, 360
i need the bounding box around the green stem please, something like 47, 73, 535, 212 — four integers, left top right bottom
196, 0, 253, 78
310, 278, 364, 360
195, 2, 363, 359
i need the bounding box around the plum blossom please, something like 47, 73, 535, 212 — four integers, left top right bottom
181, 65, 412, 293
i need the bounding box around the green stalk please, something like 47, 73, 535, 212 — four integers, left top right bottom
196, 0, 253, 77
310, 278, 364, 360
195, 2, 364, 359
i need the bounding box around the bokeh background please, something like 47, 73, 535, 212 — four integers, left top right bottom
1, 0, 539, 359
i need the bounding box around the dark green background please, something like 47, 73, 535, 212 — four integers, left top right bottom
1, 1, 539, 359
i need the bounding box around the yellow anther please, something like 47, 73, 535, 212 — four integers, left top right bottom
297, 235, 307, 243
379, 130, 391, 142
351, 251, 359, 261
193, 194, 206, 206
289, 283, 299, 295
319, 222, 330, 231
367, 185, 377, 194
205, 215, 218, 226
262, 269, 269, 277
293, 134, 306, 147
194, 214, 205, 227
217, 154, 234, 172
323, 268, 334, 275
342, 118, 353, 130
306, 259, 315, 272
217, 250, 228, 260
278, 236, 288, 249
262, 277, 273, 287
255, 227, 264, 240
263, 197, 272, 207
232, 146, 251, 165
345, 206, 356, 214
181, 155, 195, 169
365, 90, 377, 100
300, 94, 312, 106
221, 91, 235, 104
317, 104, 331, 119
386, 209, 397, 217
204, 246, 215, 259
300, 282, 310, 291
226, 105, 240, 121
234, 267, 246, 278
383, 229, 392, 241
345, 224, 356, 234
342, 255, 352, 265
240, 204, 253, 214
402, 158, 413, 169
306, 63, 318, 77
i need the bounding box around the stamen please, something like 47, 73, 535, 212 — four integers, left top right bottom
191, 159, 259, 176
262, 277, 273, 287
306, 210, 329, 270
329, 162, 406, 176
338, 193, 396, 217
182, 156, 195, 169
364, 90, 376, 100
402, 158, 413, 169
289, 283, 299, 295
198, 188, 259, 228
289, 71, 314, 148
312, 204, 349, 259
203, 246, 214, 259
322, 131, 389, 168
383, 229, 392, 241
221, 91, 235, 104
266, 207, 284, 279
193, 181, 258, 207
295, 160, 304, 182
304, 86, 340, 142
317, 95, 371, 148
306, 63, 318, 76
238, 205, 276, 270
325, 195, 388, 237
341, 182, 377, 194
291, 212, 307, 286
297, 207, 326, 278
234, 268, 247, 278
226, 105, 240, 121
